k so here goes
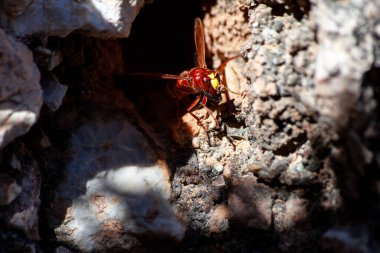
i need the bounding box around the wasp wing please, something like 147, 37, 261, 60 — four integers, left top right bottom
194, 18, 207, 69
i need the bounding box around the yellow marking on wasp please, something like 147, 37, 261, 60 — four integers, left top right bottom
208, 72, 220, 90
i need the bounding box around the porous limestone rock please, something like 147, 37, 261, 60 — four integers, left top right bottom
314, 0, 380, 130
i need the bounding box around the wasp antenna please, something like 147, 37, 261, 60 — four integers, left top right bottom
125, 72, 190, 81
216, 54, 242, 75
221, 83, 242, 95
216, 54, 243, 95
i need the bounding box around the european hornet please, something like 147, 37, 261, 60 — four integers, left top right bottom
130, 18, 242, 129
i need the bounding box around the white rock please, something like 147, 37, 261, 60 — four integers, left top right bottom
0, 28, 42, 149
53, 119, 185, 252
0, 0, 146, 38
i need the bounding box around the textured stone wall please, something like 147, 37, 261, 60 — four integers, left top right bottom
1, 0, 380, 252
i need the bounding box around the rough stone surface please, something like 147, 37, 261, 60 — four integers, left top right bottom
1, 0, 380, 252
204, 0, 250, 97
314, 0, 380, 130
228, 176, 274, 230
0, 145, 41, 241
0, 28, 42, 149
322, 224, 380, 253
33, 46, 63, 71
16, 35, 186, 252
172, 152, 224, 236
209, 204, 229, 234
41, 74, 68, 112
204, 0, 250, 63
0, 173, 22, 206
55, 246, 73, 253
273, 195, 308, 231
165, 0, 380, 251
0, 0, 147, 38
0, 0, 35, 17
0, 233, 41, 253
51, 115, 185, 252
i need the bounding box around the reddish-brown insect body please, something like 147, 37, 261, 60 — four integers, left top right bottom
173, 68, 218, 98
130, 18, 241, 128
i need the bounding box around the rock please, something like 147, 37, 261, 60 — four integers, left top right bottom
0, 28, 42, 149
209, 204, 229, 234
314, 0, 380, 130
0, 173, 22, 205
228, 176, 275, 230
33, 46, 63, 71
203, 0, 250, 64
0, 0, 146, 38
0, 0, 376, 251
0, 232, 41, 253
251, 77, 278, 97
41, 74, 68, 112
55, 246, 73, 253
256, 156, 288, 181
174, 182, 221, 234
0, 0, 34, 17
172, 111, 201, 147
273, 196, 308, 231
0, 150, 41, 241
10, 155, 22, 170
224, 60, 248, 100
39, 134, 51, 148
51, 118, 185, 252
279, 155, 317, 186
243, 3, 316, 108
247, 161, 267, 173
322, 224, 380, 253
172, 149, 229, 235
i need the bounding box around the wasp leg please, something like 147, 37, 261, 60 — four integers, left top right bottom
187, 94, 201, 112
200, 96, 220, 129
186, 95, 207, 130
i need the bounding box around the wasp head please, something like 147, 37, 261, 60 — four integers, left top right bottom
203, 71, 221, 91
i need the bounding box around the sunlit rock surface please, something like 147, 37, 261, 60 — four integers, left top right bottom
0, 29, 42, 149
51, 119, 185, 252
0, 0, 146, 38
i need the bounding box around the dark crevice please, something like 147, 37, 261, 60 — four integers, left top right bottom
273, 131, 307, 156
118, 0, 213, 143
269, 0, 310, 21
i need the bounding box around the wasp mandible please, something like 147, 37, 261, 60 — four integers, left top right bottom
130, 18, 241, 128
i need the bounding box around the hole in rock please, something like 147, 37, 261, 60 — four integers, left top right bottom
117, 0, 216, 134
